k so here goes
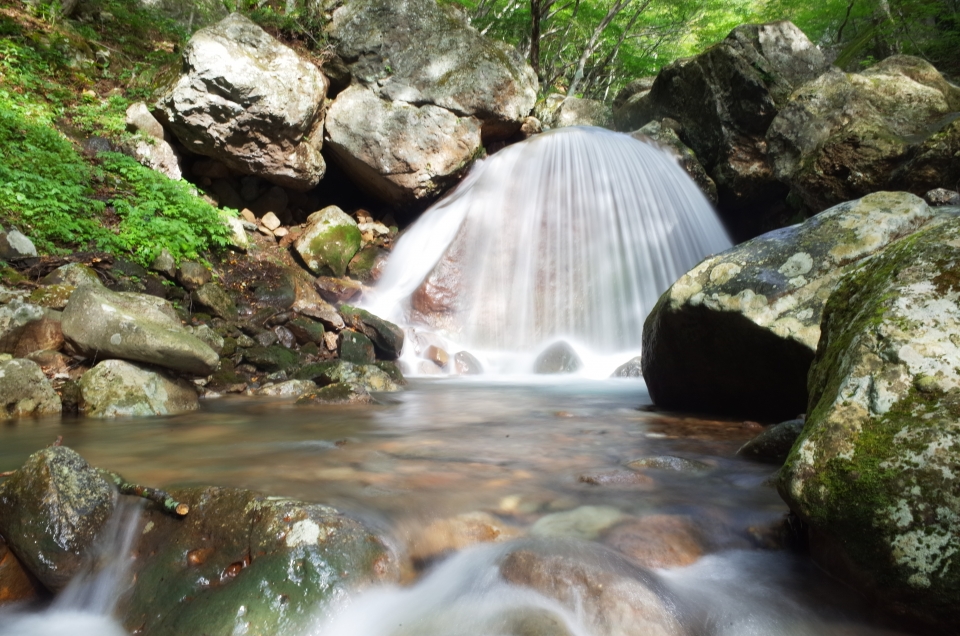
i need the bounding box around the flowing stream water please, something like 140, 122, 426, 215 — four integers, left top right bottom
0, 382, 913, 635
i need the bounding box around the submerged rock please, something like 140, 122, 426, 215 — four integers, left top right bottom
530, 505, 624, 540
642, 191, 953, 420
603, 515, 706, 569
79, 359, 199, 418
534, 341, 583, 374
769, 56, 960, 213
119, 486, 398, 635
780, 216, 960, 629
737, 418, 805, 463
0, 447, 115, 591
157, 13, 328, 190
0, 358, 61, 420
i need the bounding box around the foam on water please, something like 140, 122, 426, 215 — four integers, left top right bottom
363, 126, 731, 377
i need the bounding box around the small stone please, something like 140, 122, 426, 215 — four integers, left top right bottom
261, 211, 282, 231
0, 358, 62, 419
315, 276, 363, 303
240, 208, 257, 223
41, 262, 103, 288
150, 248, 176, 278
323, 331, 338, 351
254, 329, 279, 347
338, 305, 404, 359
534, 341, 582, 374
176, 261, 211, 291
191, 282, 238, 320
273, 227, 289, 238
578, 470, 655, 487
737, 418, 805, 464
255, 379, 316, 398
0, 229, 38, 260
603, 515, 706, 568
424, 345, 449, 367
287, 317, 325, 345
274, 325, 296, 349
611, 356, 643, 378
924, 188, 960, 206
453, 351, 483, 375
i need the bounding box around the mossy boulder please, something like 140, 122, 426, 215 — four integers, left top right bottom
779, 216, 960, 629
295, 360, 402, 394
0, 447, 115, 591
768, 55, 960, 214
242, 345, 299, 373
79, 360, 200, 418
0, 358, 62, 420
339, 305, 405, 359
115, 486, 397, 635
338, 329, 376, 364
642, 191, 955, 420
191, 282, 238, 320
294, 206, 362, 277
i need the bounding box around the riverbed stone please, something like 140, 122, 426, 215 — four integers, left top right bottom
530, 506, 624, 540
157, 13, 328, 190
0, 446, 115, 591
61, 285, 219, 376
79, 359, 199, 418
294, 206, 362, 277
779, 216, 960, 630
296, 382, 375, 405
603, 515, 706, 569
499, 541, 683, 636
737, 418, 805, 463
641, 191, 954, 420
768, 55, 960, 213
324, 85, 483, 205
0, 358, 62, 420
339, 305, 404, 359
118, 486, 397, 636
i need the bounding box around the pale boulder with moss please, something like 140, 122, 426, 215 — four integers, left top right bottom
779, 216, 960, 630
293, 206, 362, 277
642, 192, 956, 420
79, 359, 199, 418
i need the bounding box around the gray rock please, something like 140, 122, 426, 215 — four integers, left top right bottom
536, 95, 611, 129
339, 305, 405, 359
736, 419, 805, 463
0, 229, 38, 260
191, 282, 237, 320
925, 188, 960, 206
530, 506, 624, 540
295, 360, 402, 394
125, 101, 165, 140
325, 85, 482, 205
0, 358, 62, 419
614, 21, 827, 235
0, 447, 115, 591
611, 356, 643, 378
780, 216, 960, 629
184, 324, 224, 355
176, 260, 211, 290
62, 285, 219, 376
41, 262, 104, 288
0, 299, 45, 354
631, 121, 717, 204
329, 0, 537, 140
642, 191, 953, 420
150, 248, 176, 278
255, 379, 317, 398
12, 308, 64, 358
626, 456, 711, 473
768, 56, 960, 213
453, 350, 483, 375
80, 359, 199, 417
157, 13, 328, 191
534, 341, 582, 374
293, 206, 362, 277
126, 137, 182, 180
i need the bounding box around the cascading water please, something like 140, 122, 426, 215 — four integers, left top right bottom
363, 126, 731, 376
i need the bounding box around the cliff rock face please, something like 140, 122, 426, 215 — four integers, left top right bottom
768, 55, 960, 213
157, 13, 328, 191
780, 215, 960, 631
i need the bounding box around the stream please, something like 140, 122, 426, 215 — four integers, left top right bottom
0, 378, 914, 635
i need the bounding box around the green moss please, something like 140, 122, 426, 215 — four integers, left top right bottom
307, 224, 361, 277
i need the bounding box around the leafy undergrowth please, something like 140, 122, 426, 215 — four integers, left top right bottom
0, 0, 233, 267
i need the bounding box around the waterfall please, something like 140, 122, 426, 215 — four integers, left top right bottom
364, 126, 731, 376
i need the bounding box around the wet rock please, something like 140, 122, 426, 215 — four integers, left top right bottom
80, 360, 199, 417
374, 360, 406, 386
315, 276, 363, 303
499, 541, 683, 636
254, 329, 279, 348
294, 206, 362, 277
424, 345, 449, 368
176, 261, 211, 291
325, 85, 483, 206
348, 246, 388, 283
291, 275, 345, 330
254, 379, 316, 398
631, 122, 717, 204
453, 351, 483, 375
615, 21, 827, 237
737, 418, 805, 463
578, 470, 654, 488
534, 341, 582, 374
190, 282, 237, 320
296, 382, 375, 405
407, 511, 522, 567
242, 345, 298, 373
286, 317, 325, 345
12, 309, 63, 358
768, 56, 960, 213
0, 299, 45, 353
779, 216, 960, 630
0, 537, 44, 603
0, 447, 115, 591
626, 456, 712, 474
0, 358, 62, 419
339, 305, 405, 359
603, 515, 706, 569
157, 13, 328, 190
339, 329, 376, 364
0, 228, 38, 260
62, 285, 219, 376
642, 191, 953, 420
295, 360, 402, 394
530, 506, 624, 540
119, 486, 397, 636
329, 0, 537, 142
611, 356, 643, 378
925, 188, 960, 206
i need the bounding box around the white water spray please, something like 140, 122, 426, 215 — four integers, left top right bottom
364, 126, 731, 376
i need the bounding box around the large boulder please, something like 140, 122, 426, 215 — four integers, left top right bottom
119, 486, 398, 636
768, 55, 960, 213
156, 13, 328, 191
324, 85, 482, 205
79, 359, 200, 418
614, 21, 827, 239
324, 0, 537, 204
62, 285, 219, 376
0, 358, 62, 419
642, 191, 954, 421
0, 447, 115, 591
779, 216, 960, 630
329, 0, 537, 140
